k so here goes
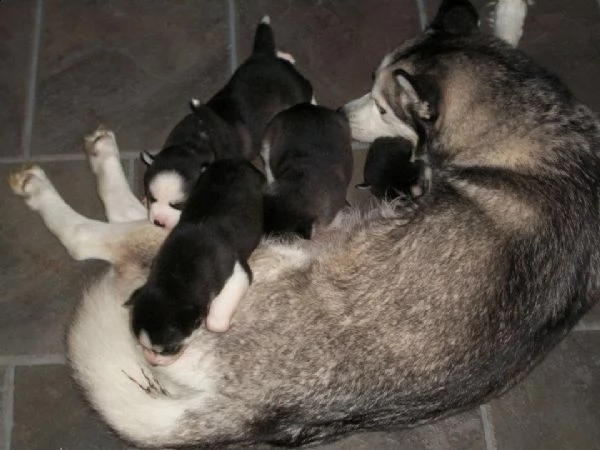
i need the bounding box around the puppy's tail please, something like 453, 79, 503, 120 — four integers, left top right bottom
253, 15, 276, 56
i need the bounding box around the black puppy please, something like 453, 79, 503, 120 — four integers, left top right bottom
142, 16, 313, 230
261, 104, 353, 239
356, 136, 430, 200
127, 159, 265, 366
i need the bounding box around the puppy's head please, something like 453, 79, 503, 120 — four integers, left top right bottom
141, 148, 210, 230
341, 0, 478, 144
126, 285, 202, 366
357, 137, 430, 200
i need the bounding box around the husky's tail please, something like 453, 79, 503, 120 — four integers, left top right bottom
253, 15, 276, 55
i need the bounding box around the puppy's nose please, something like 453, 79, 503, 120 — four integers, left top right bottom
153, 219, 165, 228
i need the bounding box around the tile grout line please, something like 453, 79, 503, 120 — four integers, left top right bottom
414, 0, 428, 31
0, 355, 66, 367
480, 404, 497, 450
21, 0, 45, 159
0, 150, 158, 164
228, 0, 238, 74
3, 366, 15, 450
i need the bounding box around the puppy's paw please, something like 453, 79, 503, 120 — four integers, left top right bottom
84, 125, 119, 168
276, 50, 296, 65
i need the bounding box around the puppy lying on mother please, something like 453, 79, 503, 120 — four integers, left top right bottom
9, 0, 600, 447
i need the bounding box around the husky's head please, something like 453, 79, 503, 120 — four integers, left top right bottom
341, 0, 479, 144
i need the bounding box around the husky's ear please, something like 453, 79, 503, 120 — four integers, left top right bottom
429, 0, 479, 36
393, 69, 438, 122
140, 151, 155, 166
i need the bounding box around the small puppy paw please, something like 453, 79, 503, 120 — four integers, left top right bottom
8, 164, 49, 199
84, 125, 118, 161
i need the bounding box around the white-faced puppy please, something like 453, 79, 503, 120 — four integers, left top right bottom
261, 104, 353, 239
141, 100, 230, 229
356, 136, 430, 200
142, 17, 312, 230
127, 159, 265, 365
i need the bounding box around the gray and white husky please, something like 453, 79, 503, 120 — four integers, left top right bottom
8, 0, 599, 448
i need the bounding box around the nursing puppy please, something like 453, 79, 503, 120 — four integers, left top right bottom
142, 16, 313, 230
262, 104, 353, 239
10, 0, 600, 448
141, 101, 223, 229
356, 136, 430, 200
127, 159, 264, 365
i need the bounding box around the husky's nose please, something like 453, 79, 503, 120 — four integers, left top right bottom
153, 219, 165, 228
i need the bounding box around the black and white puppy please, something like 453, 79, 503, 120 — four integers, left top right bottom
141, 101, 231, 229
127, 159, 265, 366
356, 136, 431, 200
142, 16, 313, 230
261, 104, 353, 239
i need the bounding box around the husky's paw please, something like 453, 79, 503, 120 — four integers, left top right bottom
8, 164, 51, 203
276, 50, 296, 65
84, 125, 119, 169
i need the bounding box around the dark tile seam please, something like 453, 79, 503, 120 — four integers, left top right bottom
414, 0, 428, 30
0, 355, 66, 366
0, 151, 147, 164
21, 0, 45, 160
2, 366, 15, 450
480, 404, 497, 450
228, 0, 238, 74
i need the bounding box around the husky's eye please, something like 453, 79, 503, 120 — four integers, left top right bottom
375, 102, 387, 115
169, 201, 185, 211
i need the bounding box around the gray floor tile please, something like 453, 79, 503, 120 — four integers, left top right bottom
12, 364, 128, 450
314, 409, 484, 450
0, 0, 37, 158
487, 332, 600, 450
235, 0, 421, 108
0, 162, 110, 356
31, 0, 230, 156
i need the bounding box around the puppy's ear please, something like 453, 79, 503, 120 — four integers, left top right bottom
140, 151, 155, 166
393, 69, 438, 122
429, 0, 479, 36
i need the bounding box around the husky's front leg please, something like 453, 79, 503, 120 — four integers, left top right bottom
9, 164, 152, 262
84, 126, 147, 223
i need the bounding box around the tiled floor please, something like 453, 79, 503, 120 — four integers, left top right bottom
1, 0, 599, 449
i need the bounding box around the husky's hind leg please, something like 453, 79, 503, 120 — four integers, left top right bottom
9, 164, 158, 263
84, 126, 147, 223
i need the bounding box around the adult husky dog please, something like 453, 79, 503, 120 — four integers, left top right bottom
9, 0, 600, 447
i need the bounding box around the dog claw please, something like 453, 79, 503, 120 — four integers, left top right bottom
8, 164, 48, 197
84, 126, 118, 164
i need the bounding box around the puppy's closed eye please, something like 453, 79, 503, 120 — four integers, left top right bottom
169, 202, 185, 211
